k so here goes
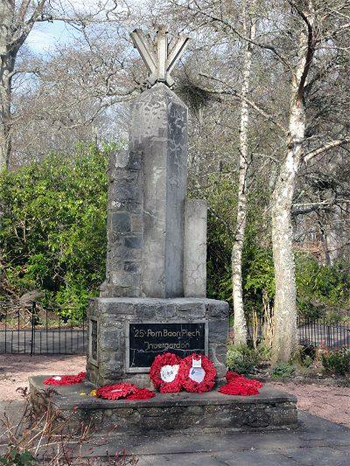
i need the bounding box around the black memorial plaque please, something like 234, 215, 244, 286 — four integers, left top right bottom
128, 322, 207, 369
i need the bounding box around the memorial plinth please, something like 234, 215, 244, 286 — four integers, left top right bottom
87, 298, 228, 387
29, 376, 298, 434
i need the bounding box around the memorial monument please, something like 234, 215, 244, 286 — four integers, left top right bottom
30, 27, 297, 437
86, 25, 229, 387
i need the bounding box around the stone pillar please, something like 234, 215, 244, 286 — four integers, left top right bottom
100, 148, 143, 298
184, 199, 207, 297
130, 83, 188, 298
101, 83, 188, 299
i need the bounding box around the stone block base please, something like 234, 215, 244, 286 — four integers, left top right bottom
29, 376, 297, 434
86, 297, 229, 387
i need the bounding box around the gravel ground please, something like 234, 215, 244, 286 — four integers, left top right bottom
0, 355, 349, 428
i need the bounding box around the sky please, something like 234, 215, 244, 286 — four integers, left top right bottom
25, 0, 145, 54
26, 21, 76, 53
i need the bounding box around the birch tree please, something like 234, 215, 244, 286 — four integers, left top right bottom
0, 0, 47, 170
231, 2, 256, 346
271, 1, 350, 361
154, 0, 350, 361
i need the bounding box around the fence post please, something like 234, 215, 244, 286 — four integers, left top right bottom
30, 301, 36, 356
326, 324, 331, 348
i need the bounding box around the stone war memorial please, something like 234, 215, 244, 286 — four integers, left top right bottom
29, 26, 297, 437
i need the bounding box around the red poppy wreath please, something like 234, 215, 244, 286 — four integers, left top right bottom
96, 383, 136, 400
149, 352, 182, 393
93, 383, 155, 401
218, 371, 263, 396
44, 371, 86, 386
178, 354, 216, 393
127, 388, 156, 400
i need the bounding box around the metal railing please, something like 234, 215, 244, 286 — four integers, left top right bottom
247, 316, 350, 349
0, 302, 87, 355
297, 317, 350, 349
1, 303, 349, 355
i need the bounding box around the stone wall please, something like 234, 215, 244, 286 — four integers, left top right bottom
100, 148, 143, 298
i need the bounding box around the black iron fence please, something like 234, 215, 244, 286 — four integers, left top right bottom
298, 317, 350, 349
0, 302, 87, 355
247, 317, 350, 349
0, 302, 349, 355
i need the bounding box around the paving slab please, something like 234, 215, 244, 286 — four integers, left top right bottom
61, 411, 349, 464
1, 401, 349, 465
281, 446, 350, 466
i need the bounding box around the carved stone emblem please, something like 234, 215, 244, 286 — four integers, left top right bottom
131, 25, 190, 88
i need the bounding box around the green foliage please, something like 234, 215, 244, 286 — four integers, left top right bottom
226, 344, 262, 375
242, 233, 275, 317
271, 362, 296, 378
203, 172, 350, 322
0, 447, 36, 465
321, 348, 350, 376
0, 144, 110, 320
296, 255, 350, 320
205, 174, 238, 304
199, 170, 274, 318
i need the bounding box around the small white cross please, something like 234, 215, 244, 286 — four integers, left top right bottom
131, 25, 190, 88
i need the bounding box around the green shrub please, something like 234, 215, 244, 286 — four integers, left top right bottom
271, 362, 295, 378
226, 344, 261, 375
0, 447, 36, 465
0, 144, 111, 320
322, 348, 350, 376
296, 255, 350, 320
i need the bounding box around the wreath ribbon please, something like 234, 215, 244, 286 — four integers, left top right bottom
149, 352, 182, 393
178, 354, 216, 393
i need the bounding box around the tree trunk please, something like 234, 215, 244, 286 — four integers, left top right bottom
232, 7, 256, 346
0, 62, 12, 171
0, 0, 16, 171
271, 58, 307, 363
271, 144, 301, 362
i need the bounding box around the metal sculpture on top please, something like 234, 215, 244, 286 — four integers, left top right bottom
130, 25, 190, 88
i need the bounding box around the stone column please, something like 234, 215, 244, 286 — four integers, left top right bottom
184, 199, 207, 297
131, 83, 188, 298
100, 148, 143, 298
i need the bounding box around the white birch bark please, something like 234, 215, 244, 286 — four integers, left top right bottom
271, 15, 314, 362
232, 5, 256, 346
0, 0, 15, 171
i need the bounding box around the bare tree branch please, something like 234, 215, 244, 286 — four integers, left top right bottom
304, 139, 350, 163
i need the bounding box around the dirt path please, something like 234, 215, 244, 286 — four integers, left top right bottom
0, 354, 85, 401
1, 355, 349, 428
271, 380, 350, 428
